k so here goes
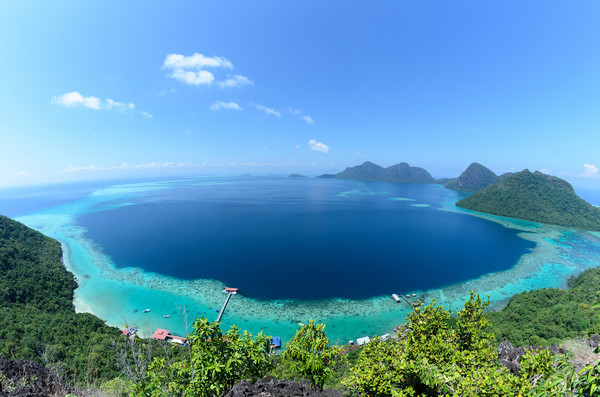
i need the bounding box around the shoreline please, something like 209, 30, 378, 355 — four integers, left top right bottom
14, 179, 600, 343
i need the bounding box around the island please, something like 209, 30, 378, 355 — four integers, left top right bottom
456, 169, 600, 231
445, 162, 501, 192
320, 161, 436, 184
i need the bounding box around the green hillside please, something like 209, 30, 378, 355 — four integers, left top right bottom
0, 215, 122, 383
456, 170, 600, 231
445, 162, 500, 192
487, 267, 600, 346
330, 161, 436, 183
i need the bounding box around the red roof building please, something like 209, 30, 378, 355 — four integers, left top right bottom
152, 329, 170, 340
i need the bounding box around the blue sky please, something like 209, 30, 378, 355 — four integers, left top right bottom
1, 1, 599, 189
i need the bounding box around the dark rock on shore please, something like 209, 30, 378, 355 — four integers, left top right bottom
226, 376, 342, 397
0, 358, 72, 397
497, 341, 567, 374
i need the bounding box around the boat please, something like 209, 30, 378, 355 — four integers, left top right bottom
163, 315, 170, 318
143, 309, 151, 313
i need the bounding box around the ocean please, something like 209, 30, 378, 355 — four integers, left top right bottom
5, 176, 600, 343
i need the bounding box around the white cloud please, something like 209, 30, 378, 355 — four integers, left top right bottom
132, 162, 174, 169
285, 106, 314, 124
163, 53, 251, 88
51, 91, 136, 113
171, 68, 215, 85
308, 139, 329, 154
302, 115, 315, 125
164, 53, 233, 70
560, 164, 600, 179
140, 111, 154, 119
581, 163, 599, 178
256, 104, 281, 117
353, 150, 363, 159
285, 107, 302, 115
16, 171, 27, 176
63, 161, 175, 173
294, 145, 301, 150
218, 74, 254, 88
177, 161, 207, 168
210, 100, 242, 111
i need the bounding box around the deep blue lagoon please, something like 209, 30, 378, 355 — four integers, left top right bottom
77, 177, 534, 300
8, 175, 600, 342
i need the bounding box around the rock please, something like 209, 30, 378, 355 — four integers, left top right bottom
226, 376, 343, 397
0, 358, 72, 397
497, 341, 567, 375
587, 334, 600, 348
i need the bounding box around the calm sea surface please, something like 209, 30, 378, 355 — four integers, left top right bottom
72, 177, 535, 300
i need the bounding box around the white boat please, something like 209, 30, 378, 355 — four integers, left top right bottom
143, 309, 151, 313
163, 315, 170, 318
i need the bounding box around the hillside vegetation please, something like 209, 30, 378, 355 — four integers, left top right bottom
326, 161, 437, 184
444, 162, 500, 192
456, 170, 600, 231
487, 267, 600, 346
0, 215, 122, 383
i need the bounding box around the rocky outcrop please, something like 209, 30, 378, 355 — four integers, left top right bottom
587, 334, 600, 348
497, 341, 567, 374
226, 376, 342, 397
0, 358, 72, 397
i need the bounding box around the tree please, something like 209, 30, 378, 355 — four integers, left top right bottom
282, 319, 343, 391
135, 317, 273, 397
343, 291, 560, 396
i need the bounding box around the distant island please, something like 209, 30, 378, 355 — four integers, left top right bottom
318, 161, 436, 184
444, 162, 512, 193
314, 160, 600, 231
288, 173, 307, 178
456, 169, 600, 231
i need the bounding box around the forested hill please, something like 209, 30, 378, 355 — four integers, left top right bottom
0, 215, 121, 383
456, 170, 600, 231
323, 161, 436, 184
444, 162, 500, 192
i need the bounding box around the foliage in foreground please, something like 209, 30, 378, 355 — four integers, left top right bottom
343, 292, 563, 396
282, 319, 344, 391
134, 317, 273, 397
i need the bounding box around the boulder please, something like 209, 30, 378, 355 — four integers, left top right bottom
226, 376, 343, 397
497, 341, 567, 374
587, 334, 600, 348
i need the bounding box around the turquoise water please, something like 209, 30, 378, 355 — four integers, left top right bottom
9, 176, 600, 345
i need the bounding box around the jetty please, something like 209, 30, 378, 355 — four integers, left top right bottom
216, 287, 238, 322
392, 293, 419, 307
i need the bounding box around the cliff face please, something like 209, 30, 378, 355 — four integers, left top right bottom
456, 169, 600, 231
444, 162, 499, 192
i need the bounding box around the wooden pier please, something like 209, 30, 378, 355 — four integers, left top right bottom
216, 287, 238, 322
392, 293, 418, 308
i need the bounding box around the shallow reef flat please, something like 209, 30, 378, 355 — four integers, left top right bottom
15, 177, 600, 344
